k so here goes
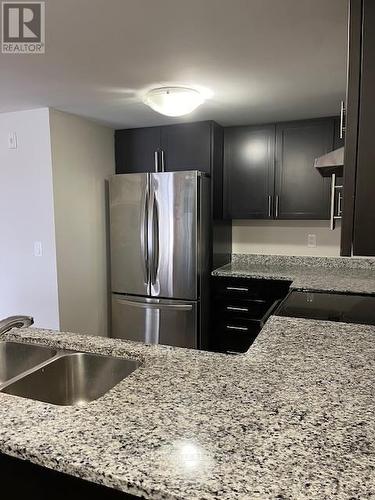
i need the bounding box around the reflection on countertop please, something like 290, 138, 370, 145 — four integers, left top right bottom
1, 315, 375, 499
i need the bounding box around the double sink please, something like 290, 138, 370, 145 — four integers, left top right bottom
0, 341, 140, 406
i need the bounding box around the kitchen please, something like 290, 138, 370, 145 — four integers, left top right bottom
0, 0, 375, 498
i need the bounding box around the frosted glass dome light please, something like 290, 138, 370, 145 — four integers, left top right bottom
143, 87, 205, 117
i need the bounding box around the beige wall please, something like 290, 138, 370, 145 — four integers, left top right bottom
49, 109, 115, 336
232, 220, 341, 257
0, 108, 60, 329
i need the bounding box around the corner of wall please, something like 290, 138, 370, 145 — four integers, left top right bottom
49, 110, 115, 336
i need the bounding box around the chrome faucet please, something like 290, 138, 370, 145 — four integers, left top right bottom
0, 316, 34, 335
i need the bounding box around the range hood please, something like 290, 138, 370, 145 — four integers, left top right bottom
314, 146, 344, 177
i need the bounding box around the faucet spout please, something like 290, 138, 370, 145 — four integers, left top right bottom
0, 316, 34, 335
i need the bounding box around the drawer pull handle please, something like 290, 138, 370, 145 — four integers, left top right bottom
226, 287, 248, 292
226, 306, 249, 312
226, 325, 248, 331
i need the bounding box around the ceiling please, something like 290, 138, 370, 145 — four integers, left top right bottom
0, 0, 348, 129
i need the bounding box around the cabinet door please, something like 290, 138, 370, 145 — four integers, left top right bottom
275, 119, 334, 219
160, 121, 212, 173
115, 127, 160, 173
224, 125, 275, 219
353, 0, 375, 256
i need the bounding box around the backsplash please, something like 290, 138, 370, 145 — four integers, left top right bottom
232, 220, 341, 257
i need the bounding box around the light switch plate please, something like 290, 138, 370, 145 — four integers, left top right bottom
33, 241, 43, 257
8, 132, 17, 149
307, 234, 317, 248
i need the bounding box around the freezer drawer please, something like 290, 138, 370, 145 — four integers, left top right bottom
112, 294, 197, 349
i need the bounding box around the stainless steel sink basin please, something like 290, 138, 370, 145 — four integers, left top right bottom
1, 351, 140, 406
0, 342, 57, 384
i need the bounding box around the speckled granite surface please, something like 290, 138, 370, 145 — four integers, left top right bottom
232, 253, 375, 270
1, 319, 375, 499
213, 254, 375, 294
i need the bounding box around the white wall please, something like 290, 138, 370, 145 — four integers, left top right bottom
232, 220, 341, 257
49, 109, 115, 336
0, 108, 60, 329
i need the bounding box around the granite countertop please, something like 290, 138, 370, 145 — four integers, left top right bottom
1, 318, 375, 499
212, 254, 375, 294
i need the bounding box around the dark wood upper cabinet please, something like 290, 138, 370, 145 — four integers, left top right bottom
115, 121, 216, 174
224, 118, 336, 220
352, 0, 375, 256
274, 119, 334, 220
224, 125, 275, 219
115, 127, 161, 173
160, 122, 212, 173
341, 0, 375, 256
340, 0, 362, 256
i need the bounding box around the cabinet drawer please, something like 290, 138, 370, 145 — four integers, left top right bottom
213, 277, 291, 300
219, 335, 257, 354
217, 298, 278, 320
217, 320, 261, 353
220, 318, 261, 333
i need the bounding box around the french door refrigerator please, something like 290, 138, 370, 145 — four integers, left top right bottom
109, 171, 210, 349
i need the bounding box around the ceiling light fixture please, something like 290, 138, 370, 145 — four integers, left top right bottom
143, 87, 205, 117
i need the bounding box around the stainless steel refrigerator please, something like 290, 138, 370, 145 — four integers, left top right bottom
109, 171, 210, 348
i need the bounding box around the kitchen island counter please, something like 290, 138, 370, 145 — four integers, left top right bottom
1, 316, 375, 499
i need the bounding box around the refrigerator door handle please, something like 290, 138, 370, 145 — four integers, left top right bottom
147, 181, 154, 286
153, 194, 160, 284
151, 192, 160, 285
114, 298, 193, 311
140, 179, 149, 285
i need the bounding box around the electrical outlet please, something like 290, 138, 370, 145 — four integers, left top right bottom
307, 234, 317, 248
8, 132, 17, 149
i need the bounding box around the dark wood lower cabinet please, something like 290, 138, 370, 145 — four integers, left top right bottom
211, 277, 291, 353
0, 453, 137, 499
